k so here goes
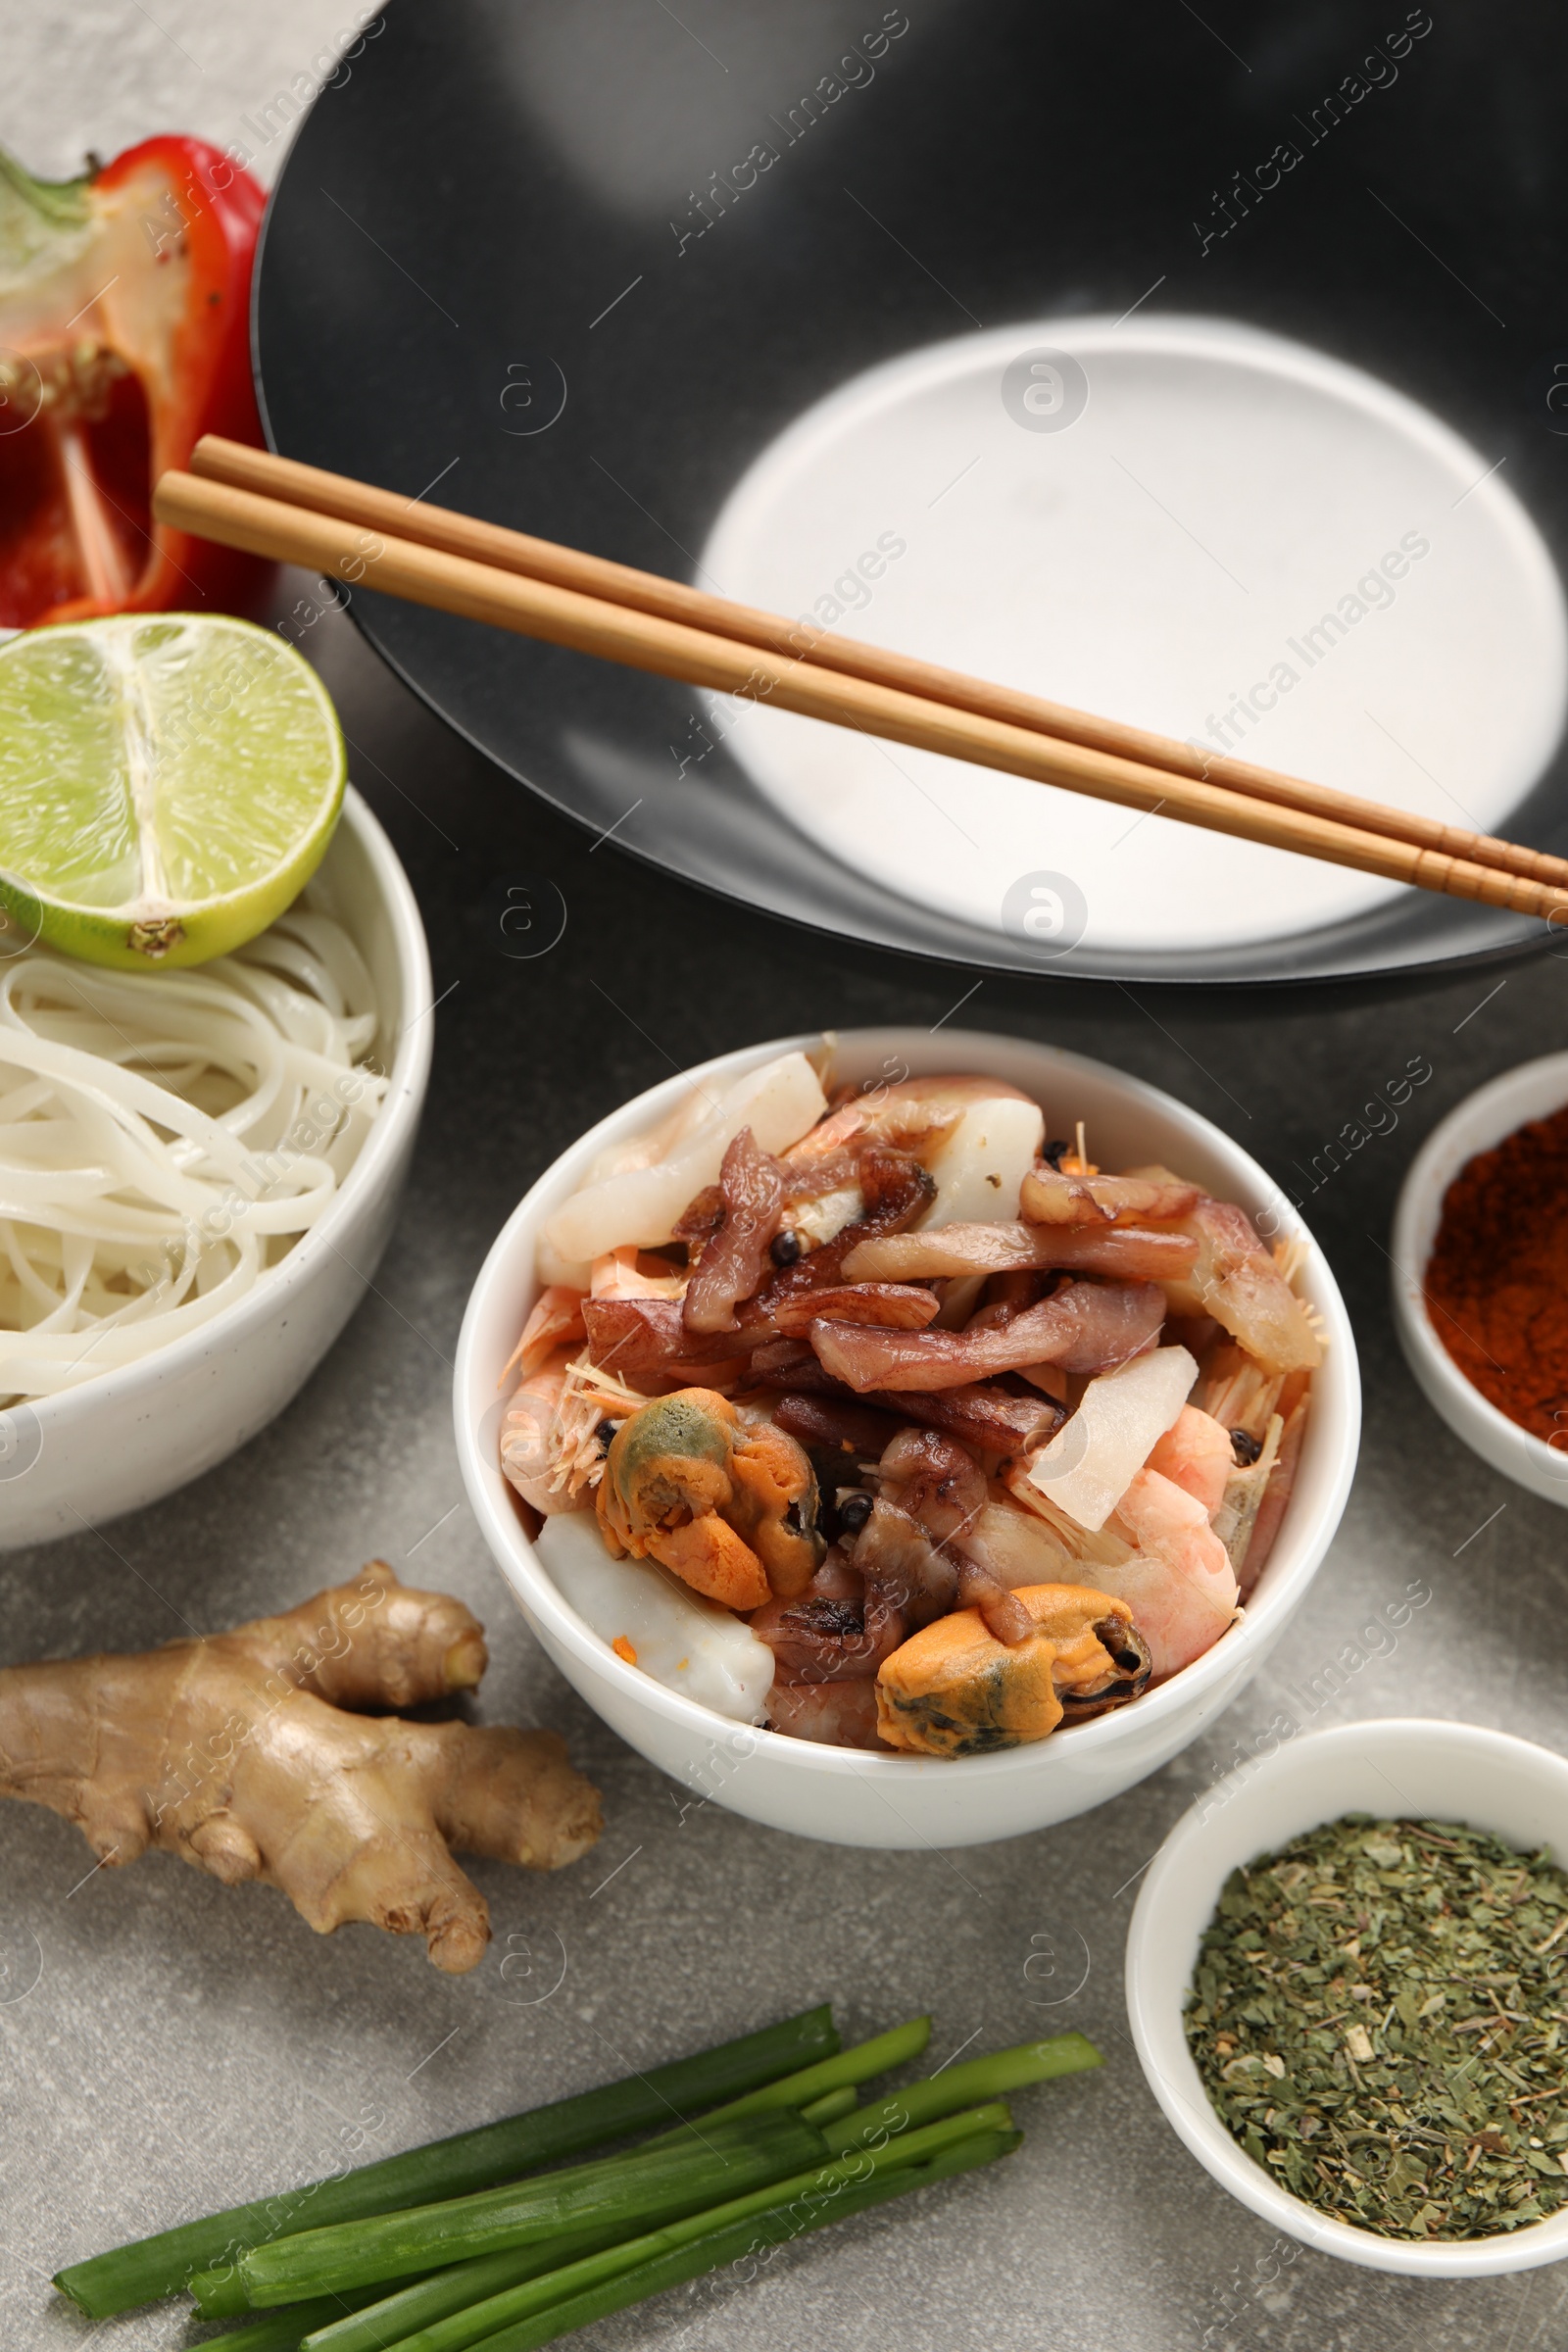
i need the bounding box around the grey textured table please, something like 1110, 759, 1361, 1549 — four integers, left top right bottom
6, 14, 1568, 2351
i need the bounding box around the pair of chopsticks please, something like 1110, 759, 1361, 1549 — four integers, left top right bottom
153, 440, 1568, 924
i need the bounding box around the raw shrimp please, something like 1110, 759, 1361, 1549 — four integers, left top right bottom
589, 1247, 686, 1300
1147, 1403, 1234, 1517
503, 1286, 587, 1383
500, 1347, 587, 1516
1096, 1466, 1240, 1678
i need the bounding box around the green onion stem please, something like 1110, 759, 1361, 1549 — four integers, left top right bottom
652, 2016, 931, 2139
797, 2087, 858, 2127
819, 2032, 1102, 2156
355, 2105, 1014, 2352
241, 2111, 829, 2308
429, 2127, 1021, 2352
193, 2282, 390, 2351
53, 2005, 837, 2322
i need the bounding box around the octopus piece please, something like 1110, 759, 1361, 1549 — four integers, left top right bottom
581, 1295, 752, 1393
875, 1585, 1144, 1757
770, 1283, 942, 1339
759, 1361, 1061, 1459
1155, 1194, 1322, 1376
877, 1427, 1033, 1644
750, 1561, 906, 1684
841, 1221, 1198, 1285
765, 1681, 887, 1749
852, 1496, 958, 1628
682, 1126, 785, 1335
742, 1147, 935, 1328
1019, 1163, 1201, 1228
770, 1391, 905, 1462
810, 1278, 1166, 1393
596, 1389, 823, 1608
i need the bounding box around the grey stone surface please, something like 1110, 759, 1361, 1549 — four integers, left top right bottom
5, 13, 1568, 2349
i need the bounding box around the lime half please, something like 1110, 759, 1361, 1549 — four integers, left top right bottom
0, 613, 346, 969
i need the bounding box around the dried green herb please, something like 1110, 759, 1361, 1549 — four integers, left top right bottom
1185, 1813, 1568, 2239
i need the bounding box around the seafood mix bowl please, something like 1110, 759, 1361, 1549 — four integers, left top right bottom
1125, 1719, 1568, 2278
456, 1020, 1363, 1843
2, 788, 432, 1550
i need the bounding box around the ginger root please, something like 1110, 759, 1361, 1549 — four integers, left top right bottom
0, 1559, 602, 1971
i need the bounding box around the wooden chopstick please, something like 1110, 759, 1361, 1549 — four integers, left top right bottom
187, 435, 1568, 897
152, 463, 1568, 928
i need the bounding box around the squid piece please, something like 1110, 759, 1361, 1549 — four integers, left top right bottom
596, 1389, 823, 1608
1156, 1195, 1322, 1376
1096, 1466, 1241, 1678
682, 1126, 785, 1335
875, 1585, 1146, 1757
842, 1221, 1198, 1286
765, 1681, 888, 1749
1147, 1403, 1234, 1517
1019, 1345, 1198, 1533
543, 1051, 827, 1262
810, 1279, 1166, 1393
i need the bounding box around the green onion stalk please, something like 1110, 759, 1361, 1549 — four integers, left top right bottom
53, 2004, 838, 2320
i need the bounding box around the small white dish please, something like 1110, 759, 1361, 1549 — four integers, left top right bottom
454, 1025, 1360, 1849
1391, 1053, 1568, 1506
1125, 1717, 1568, 2278
0, 787, 431, 1549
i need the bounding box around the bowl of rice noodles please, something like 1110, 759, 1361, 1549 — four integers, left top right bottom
1, 786, 430, 1548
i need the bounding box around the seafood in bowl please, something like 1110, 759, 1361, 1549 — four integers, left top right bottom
496, 1047, 1323, 1759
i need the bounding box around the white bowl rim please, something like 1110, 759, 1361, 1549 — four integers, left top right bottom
19, 784, 432, 1431
1125, 1715, 1568, 2278
1391, 1050, 1568, 1482
455, 1023, 1361, 1787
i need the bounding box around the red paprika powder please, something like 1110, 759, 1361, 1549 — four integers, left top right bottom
1425, 1103, 1568, 1446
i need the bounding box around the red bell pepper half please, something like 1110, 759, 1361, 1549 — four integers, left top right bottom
0, 135, 269, 628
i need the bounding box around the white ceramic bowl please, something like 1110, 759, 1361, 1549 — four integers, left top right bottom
1392, 1053, 1568, 1507
0, 787, 431, 1549
1126, 1717, 1568, 2277
456, 1027, 1359, 1847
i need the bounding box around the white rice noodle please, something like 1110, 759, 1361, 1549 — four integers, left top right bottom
0, 895, 386, 1402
